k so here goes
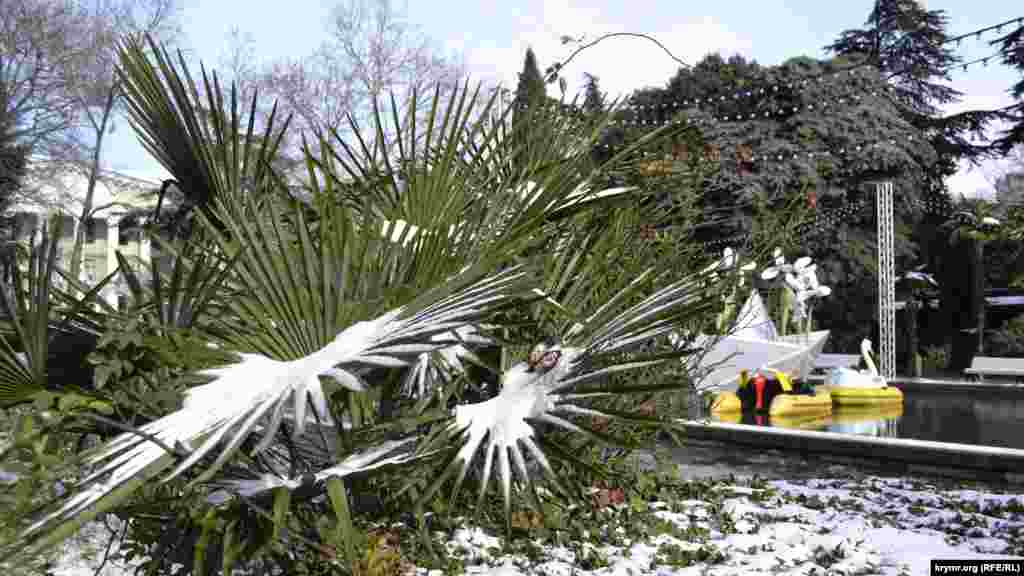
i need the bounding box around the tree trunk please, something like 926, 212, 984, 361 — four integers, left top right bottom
905, 300, 920, 377
69, 85, 118, 281
947, 240, 976, 371
975, 238, 986, 356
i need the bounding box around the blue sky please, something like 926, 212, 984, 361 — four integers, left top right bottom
105, 0, 1023, 197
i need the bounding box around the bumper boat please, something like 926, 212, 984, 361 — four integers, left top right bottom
823, 339, 903, 407
711, 368, 832, 417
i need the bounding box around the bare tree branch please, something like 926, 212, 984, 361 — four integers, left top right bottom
229, 0, 469, 172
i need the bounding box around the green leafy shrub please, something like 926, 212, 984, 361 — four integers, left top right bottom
985, 314, 1024, 358
920, 345, 950, 376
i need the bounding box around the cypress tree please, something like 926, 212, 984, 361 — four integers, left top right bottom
511, 48, 547, 175
582, 72, 606, 116
514, 48, 546, 111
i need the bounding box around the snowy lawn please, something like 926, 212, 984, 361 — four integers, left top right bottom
40, 460, 1024, 575
408, 473, 1023, 576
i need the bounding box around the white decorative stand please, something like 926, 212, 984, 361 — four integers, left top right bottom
876, 181, 895, 379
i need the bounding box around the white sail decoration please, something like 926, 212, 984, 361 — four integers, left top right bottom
691, 330, 830, 393
732, 289, 778, 341
689, 289, 829, 392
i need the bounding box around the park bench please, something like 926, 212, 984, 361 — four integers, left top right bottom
963, 356, 1024, 382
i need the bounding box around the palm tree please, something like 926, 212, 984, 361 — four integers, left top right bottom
943, 200, 1002, 359
0, 35, 737, 574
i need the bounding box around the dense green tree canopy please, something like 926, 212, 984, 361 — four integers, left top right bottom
827, 0, 1011, 173
993, 21, 1024, 152
622, 51, 945, 352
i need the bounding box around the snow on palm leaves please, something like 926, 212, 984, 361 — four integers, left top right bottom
158, 269, 714, 535
9, 266, 533, 549
414, 269, 713, 530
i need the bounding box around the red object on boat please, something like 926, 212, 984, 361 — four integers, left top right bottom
754, 374, 767, 410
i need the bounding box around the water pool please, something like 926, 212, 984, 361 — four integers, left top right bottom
700, 384, 1024, 450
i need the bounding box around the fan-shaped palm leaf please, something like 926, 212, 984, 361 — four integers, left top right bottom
116, 34, 289, 226
0, 220, 117, 407
408, 267, 719, 532
7, 264, 534, 554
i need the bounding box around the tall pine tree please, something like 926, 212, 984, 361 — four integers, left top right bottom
514, 48, 547, 111
582, 72, 606, 115
993, 20, 1024, 152
511, 48, 548, 175
826, 0, 1004, 178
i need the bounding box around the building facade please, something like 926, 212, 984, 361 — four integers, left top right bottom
3, 172, 159, 308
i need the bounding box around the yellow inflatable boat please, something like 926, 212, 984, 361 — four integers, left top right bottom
829, 403, 904, 423
711, 369, 833, 417
827, 385, 903, 407
770, 411, 832, 431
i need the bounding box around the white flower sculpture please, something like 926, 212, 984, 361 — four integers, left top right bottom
704, 247, 757, 284
760, 248, 793, 281
705, 248, 757, 333
786, 261, 831, 323
760, 251, 830, 331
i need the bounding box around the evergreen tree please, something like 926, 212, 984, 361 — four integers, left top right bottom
0, 120, 27, 219
826, 0, 959, 117
992, 21, 1024, 152
582, 72, 605, 115
514, 48, 547, 111
511, 48, 548, 175
0, 116, 27, 286
826, 0, 1003, 179
624, 52, 940, 353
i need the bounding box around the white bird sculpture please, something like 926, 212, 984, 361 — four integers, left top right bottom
826, 338, 887, 388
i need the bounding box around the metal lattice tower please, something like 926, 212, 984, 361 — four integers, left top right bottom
876, 181, 896, 379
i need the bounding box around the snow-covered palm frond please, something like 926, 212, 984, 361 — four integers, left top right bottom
11, 265, 533, 549
401, 324, 494, 399
205, 439, 425, 503
412, 270, 716, 531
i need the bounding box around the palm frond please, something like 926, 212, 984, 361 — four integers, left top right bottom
116, 34, 290, 227
0, 218, 108, 406
410, 266, 722, 533
6, 264, 534, 556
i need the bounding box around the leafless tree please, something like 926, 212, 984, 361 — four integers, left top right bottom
244, 0, 468, 168
60, 0, 182, 280
2, 0, 182, 280
1, 0, 84, 180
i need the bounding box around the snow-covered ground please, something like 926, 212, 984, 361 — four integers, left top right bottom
44, 451, 1024, 575
424, 474, 1023, 576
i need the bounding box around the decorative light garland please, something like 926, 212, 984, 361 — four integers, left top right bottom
594, 136, 924, 158
608, 51, 1015, 127
648, 190, 961, 251
533, 17, 1024, 130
